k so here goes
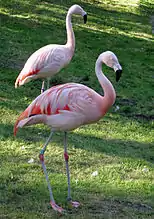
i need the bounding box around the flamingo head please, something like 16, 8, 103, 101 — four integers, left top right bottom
101, 51, 122, 82
68, 5, 87, 24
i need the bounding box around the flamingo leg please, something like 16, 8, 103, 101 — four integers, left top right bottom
47, 77, 50, 90
41, 80, 45, 93
64, 132, 71, 200
39, 131, 64, 214
64, 132, 80, 208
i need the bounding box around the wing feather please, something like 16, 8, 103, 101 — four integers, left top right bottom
14, 83, 101, 135
15, 45, 68, 87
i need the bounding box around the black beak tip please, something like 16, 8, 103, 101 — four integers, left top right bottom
83, 14, 87, 24
116, 69, 122, 82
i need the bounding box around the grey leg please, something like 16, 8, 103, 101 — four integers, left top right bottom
63, 132, 71, 201
64, 132, 80, 208
39, 131, 55, 202
47, 78, 50, 90
41, 80, 45, 93
39, 131, 64, 213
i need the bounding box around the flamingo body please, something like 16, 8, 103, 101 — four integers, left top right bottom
14, 83, 104, 134
15, 45, 72, 87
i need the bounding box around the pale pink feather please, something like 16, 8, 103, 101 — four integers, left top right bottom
14, 83, 103, 135
15, 45, 72, 87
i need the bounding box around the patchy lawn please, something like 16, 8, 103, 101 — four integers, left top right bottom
0, 0, 154, 218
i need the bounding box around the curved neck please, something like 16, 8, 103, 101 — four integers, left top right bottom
66, 13, 75, 54
95, 57, 116, 112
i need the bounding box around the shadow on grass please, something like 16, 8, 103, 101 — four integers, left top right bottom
138, 0, 154, 16
0, 21, 153, 107
0, 0, 153, 109
0, 160, 153, 218
0, 122, 153, 164
0, 0, 153, 70
1, 182, 154, 217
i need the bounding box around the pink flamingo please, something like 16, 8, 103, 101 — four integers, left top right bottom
15, 5, 87, 93
14, 51, 122, 213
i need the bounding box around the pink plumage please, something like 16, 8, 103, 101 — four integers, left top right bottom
14, 83, 103, 135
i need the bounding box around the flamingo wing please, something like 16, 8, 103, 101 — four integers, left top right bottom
15, 45, 68, 87
14, 83, 102, 135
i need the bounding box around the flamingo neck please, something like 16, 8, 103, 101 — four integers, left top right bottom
95, 57, 116, 113
66, 13, 75, 54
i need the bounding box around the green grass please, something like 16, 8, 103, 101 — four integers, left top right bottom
0, 0, 154, 218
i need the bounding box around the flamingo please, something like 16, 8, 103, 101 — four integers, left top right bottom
14, 51, 122, 213
15, 5, 87, 93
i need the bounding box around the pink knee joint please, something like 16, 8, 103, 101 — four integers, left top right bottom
64, 152, 69, 161
39, 154, 44, 162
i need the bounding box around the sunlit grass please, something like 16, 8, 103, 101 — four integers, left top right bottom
0, 0, 154, 218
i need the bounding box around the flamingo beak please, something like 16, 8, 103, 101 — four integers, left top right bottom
83, 14, 87, 24
116, 69, 122, 82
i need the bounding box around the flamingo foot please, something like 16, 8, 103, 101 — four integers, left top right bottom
50, 201, 65, 214
68, 200, 80, 208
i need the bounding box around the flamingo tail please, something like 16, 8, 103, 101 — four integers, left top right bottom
14, 112, 46, 136
15, 75, 21, 88
14, 108, 30, 136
